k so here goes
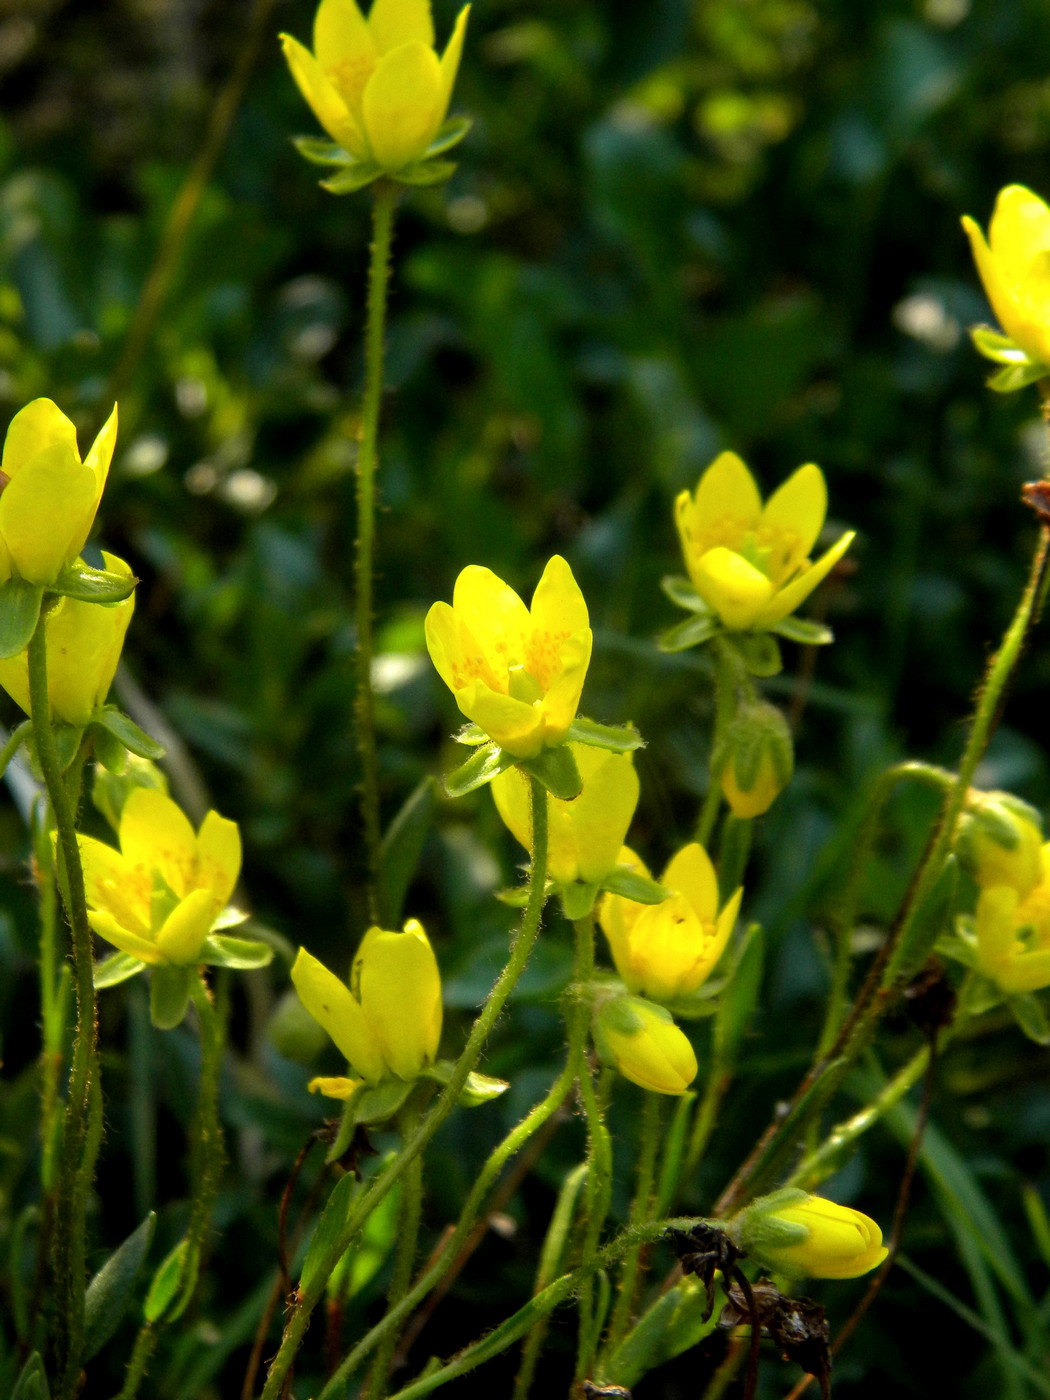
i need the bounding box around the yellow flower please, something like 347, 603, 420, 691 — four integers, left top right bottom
281, 0, 469, 172
962, 185, 1050, 372
593, 994, 697, 1095
957, 789, 1043, 900
78, 789, 241, 967
292, 919, 442, 1089
426, 555, 592, 759
0, 399, 117, 587
600, 843, 742, 1003
0, 551, 134, 728
674, 452, 854, 632
491, 744, 638, 886
739, 1193, 888, 1280
974, 845, 1050, 994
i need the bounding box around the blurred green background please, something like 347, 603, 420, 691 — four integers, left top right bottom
2, 0, 1050, 1395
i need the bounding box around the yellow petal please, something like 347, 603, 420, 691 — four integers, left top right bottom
307, 1075, 363, 1099
760, 463, 827, 560
692, 547, 776, 630
988, 185, 1050, 279
120, 789, 198, 899
538, 629, 592, 741
368, 0, 435, 54
599, 997, 697, 1094
74, 403, 118, 559
975, 885, 1021, 977
490, 767, 531, 853
79, 835, 152, 934
451, 565, 531, 675
436, 5, 470, 118
291, 947, 385, 1082
598, 845, 651, 977
358, 920, 443, 1079
1, 398, 78, 478
754, 529, 854, 628
280, 33, 368, 157
770, 1198, 888, 1279
42, 552, 135, 727
962, 214, 1032, 354
195, 810, 242, 907
363, 42, 443, 169
997, 950, 1050, 994
0, 446, 96, 584
529, 554, 590, 644
155, 888, 216, 965
88, 910, 162, 964
692, 451, 762, 531
571, 747, 640, 885
424, 600, 501, 697
314, 0, 374, 71
711, 885, 743, 962
662, 842, 719, 924
461, 682, 544, 757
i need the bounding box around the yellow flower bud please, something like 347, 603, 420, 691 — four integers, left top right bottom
292, 918, 443, 1085
600, 844, 742, 1003
974, 845, 1050, 994
962, 186, 1050, 374
0, 399, 117, 586
719, 699, 793, 819
281, 0, 470, 173
491, 744, 639, 886
733, 1191, 888, 1280
77, 789, 241, 967
593, 994, 697, 1095
0, 551, 134, 728
426, 555, 592, 759
674, 452, 853, 633
957, 790, 1043, 899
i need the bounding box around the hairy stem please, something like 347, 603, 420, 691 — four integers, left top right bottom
367, 1108, 424, 1400
604, 1090, 663, 1357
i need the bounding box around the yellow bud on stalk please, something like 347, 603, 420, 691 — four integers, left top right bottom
593, 994, 697, 1095
731, 1190, 888, 1280
962, 185, 1050, 378
718, 698, 794, 819
956, 789, 1044, 899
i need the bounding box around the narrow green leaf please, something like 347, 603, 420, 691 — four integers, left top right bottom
11, 1353, 50, 1400
0, 579, 43, 659
566, 716, 644, 753
85, 1213, 157, 1359
378, 776, 437, 926
600, 866, 667, 905
149, 964, 193, 1029
518, 744, 582, 800
292, 135, 354, 166
396, 158, 457, 187
321, 162, 382, 194
445, 743, 515, 798
94, 707, 166, 760
424, 113, 472, 158
882, 856, 957, 988
771, 615, 834, 645
421, 1060, 509, 1106
144, 1239, 188, 1323
93, 724, 129, 775
987, 360, 1047, 393
94, 951, 148, 989
657, 612, 719, 652
453, 722, 490, 746
353, 1078, 415, 1125
301, 1171, 359, 1294
969, 325, 1031, 365
660, 574, 712, 614
201, 934, 274, 970
49, 563, 136, 605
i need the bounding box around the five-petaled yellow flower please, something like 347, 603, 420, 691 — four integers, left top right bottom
593, 994, 698, 1095
737, 1193, 888, 1280
491, 744, 638, 887
0, 551, 135, 728
78, 789, 241, 967
281, 0, 470, 172
973, 842, 1050, 994
600, 843, 741, 1004
675, 452, 854, 632
962, 185, 1050, 373
292, 920, 442, 1095
426, 555, 592, 759
0, 398, 117, 586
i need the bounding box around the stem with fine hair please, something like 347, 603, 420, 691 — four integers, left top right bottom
695, 639, 742, 848
367, 1106, 424, 1400
355, 179, 399, 919
28, 616, 98, 1400
604, 1089, 663, 1358
263, 772, 551, 1400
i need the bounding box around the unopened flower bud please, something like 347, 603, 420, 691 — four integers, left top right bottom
957, 790, 1043, 898
592, 994, 697, 1095
718, 699, 793, 819
730, 1189, 888, 1280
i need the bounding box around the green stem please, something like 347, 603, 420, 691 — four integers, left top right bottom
513, 1163, 589, 1400
367, 1108, 425, 1400
683, 1063, 730, 1187
605, 1091, 663, 1358
695, 639, 742, 848
28, 619, 98, 1400
355, 180, 399, 919
264, 774, 551, 1400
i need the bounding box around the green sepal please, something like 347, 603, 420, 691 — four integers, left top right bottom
969, 325, 1035, 366
326, 1091, 366, 1164
445, 742, 515, 798
518, 744, 582, 800
560, 880, 601, 920
200, 934, 274, 970
566, 716, 644, 753
770, 615, 834, 646
600, 865, 667, 905
49, 562, 136, 605
658, 612, 720, 652
0, 579, 43, 659
212, 904, 250, 930
987, 360, 1048, 393
394, 158, 457, 187
292, 135, 355, 166
421, 1058, 509, 1106
424, 113, 472, 158
660, 574, 712, 614
93, 706, 166, 760
149, 963, 194, 1029
144, 1239, 192, 1323
495, 878, 554, 908
453, 722, 491, 746
662, 979, 726, 1020
11, 1353, 50, 1400
725, 631, 782, 677
354, 1077, 416, 1126
1006, 992, 1050, 1045
93, 723, 129, 775
321, 161, 384, 194
84, 1212, 157, 1360
94, 951, 148, 989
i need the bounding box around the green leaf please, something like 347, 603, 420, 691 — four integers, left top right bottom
444, 743, 515, 798
424, 113, 472, 158
600, 866, 667, 905
11, 1353, 50, 1400
518, 744, 582, 800
559, 880, 600, 920
201, 934, 274, 970
94, 950, 147, 989
566, 716, 644, 753
93, 707, 165, 760
211, 904, 250, 930
969, 325, 1032, 366
660, 574, 712, 614
84, 1213, 157, 1359
882, 856, 957, 989
321, 162, 383, 194
657, 612, 720, 652
144, 1239, 190, 1323
49, 562, 136, 605
987, 360, 1047, 393
453, 722, 490, 746
292, 135, 354, 166
1006, 992, 1050, 1045
149, 964, 193, 1029
53, 723, 84, 772
93, 723, 129, 775
662, 982, 724, 1019
726, 631, 782, 677
378, 776, 437, 926
0, 579, 43, 659
301, 1171, 358, 1294
421, 1060, 509, 1106
396, 158, 457, 187
770, 614, 834, 645
353, 1078, 416, 1125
